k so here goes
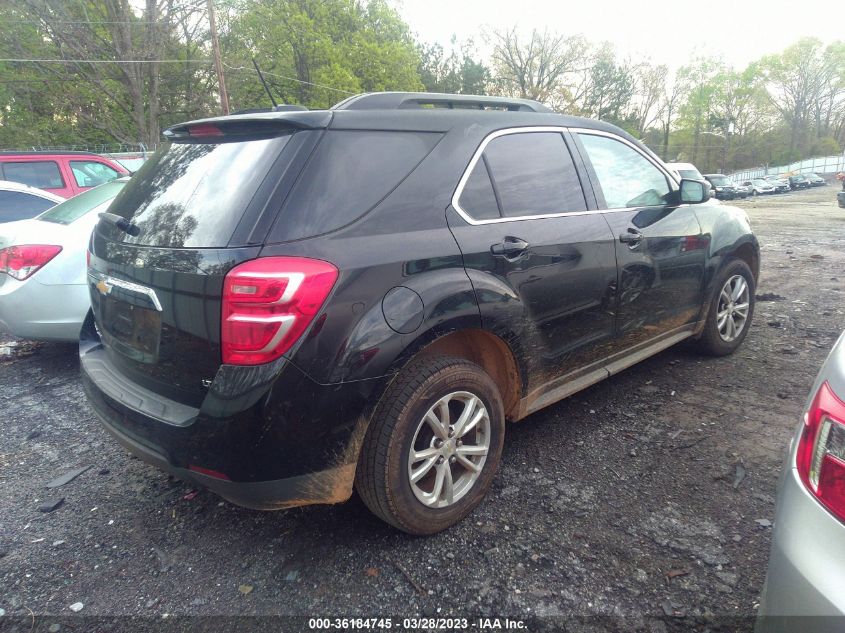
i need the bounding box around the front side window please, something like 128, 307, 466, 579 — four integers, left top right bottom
70, 160, 120, 188
578, 134, 670, 208
1, 161, 64, 190
458, 131, 587, 220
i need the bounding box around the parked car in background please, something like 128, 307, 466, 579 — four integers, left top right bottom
743, 179, 776, 195
0, 180, 63, 224
805, 173, 826, 186
703, 174, 739, 200
788, 174, 811, 191
666, 161, 705, 181
756, 330, 845, 632
763, 176, 790, 194
0, 178, 127, 341
80, 92, 759, 534
0, 151, 129, 199
733, 182, 751, 198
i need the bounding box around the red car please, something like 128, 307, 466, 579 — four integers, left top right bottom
0, 151, 130, 199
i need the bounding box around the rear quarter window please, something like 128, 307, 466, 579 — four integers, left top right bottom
268, 130, 441, 242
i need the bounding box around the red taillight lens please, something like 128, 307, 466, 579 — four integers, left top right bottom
0, 245, 62, 280
796, 381, 845, 523
221, 256, 338, 366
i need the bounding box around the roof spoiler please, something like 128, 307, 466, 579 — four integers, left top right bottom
163, 110, 331, 140
332, 92, 552, 113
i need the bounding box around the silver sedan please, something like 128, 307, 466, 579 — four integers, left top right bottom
757, 330, 845, 631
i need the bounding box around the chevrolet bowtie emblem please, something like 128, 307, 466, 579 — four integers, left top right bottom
95, 279, 112, 296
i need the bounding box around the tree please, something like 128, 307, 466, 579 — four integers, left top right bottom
488, 27, 588, 102
418, 37, 488, 95
222, 0, 423, 110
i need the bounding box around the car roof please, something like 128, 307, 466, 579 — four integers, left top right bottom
0, 150, 113, 158
164, 91, 648, 154
0, 179, 64, 201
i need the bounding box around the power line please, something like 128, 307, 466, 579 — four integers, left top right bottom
0, 58, 213, 64
222, 62, 355, 95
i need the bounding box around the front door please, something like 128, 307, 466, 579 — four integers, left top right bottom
447, 129, 618, 402
572, 131, 707, 352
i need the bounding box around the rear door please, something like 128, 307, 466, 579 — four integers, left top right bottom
446, 128, 617, 398
88, 123, 322, 407
572, 130, 706, 353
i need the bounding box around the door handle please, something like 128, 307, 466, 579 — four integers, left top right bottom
619, 228, 643, 247
491, 236, 529, 258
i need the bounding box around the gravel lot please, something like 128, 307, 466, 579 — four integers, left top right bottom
1, 184, 844, 631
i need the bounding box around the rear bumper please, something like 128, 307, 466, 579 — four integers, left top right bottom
80, 323, 387, 510
0, 279, 87, 341
756, 468, 845, 630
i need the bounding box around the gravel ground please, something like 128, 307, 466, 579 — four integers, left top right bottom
1, 184, 844, 631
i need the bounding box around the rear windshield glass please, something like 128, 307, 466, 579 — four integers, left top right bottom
707, 176, 729, 186
39, 180, 125, 225
100, 136, 291, 247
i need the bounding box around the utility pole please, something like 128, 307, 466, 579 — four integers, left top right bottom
207, 0, 229, 115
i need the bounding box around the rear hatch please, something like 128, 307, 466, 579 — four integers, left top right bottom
88, 114, 327, 407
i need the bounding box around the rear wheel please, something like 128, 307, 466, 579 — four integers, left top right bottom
693, 259, 755, 356
355, 355, 505, 535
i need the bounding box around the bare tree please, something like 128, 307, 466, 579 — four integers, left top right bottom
488, 27, 588, 102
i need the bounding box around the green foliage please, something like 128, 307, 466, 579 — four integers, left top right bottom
222, 0, 423, 111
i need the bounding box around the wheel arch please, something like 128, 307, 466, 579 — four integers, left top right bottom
387, 324, 523, 421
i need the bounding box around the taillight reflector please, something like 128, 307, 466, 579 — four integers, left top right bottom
221, 256, 338, 366
0, 244, 62, 280
797, 381, 845, 523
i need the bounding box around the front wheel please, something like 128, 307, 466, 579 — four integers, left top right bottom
355, 355, 505, 535
693, 259, 755, 356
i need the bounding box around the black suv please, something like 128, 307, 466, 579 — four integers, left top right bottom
703, 174, 739, 200
81, 92, 759, 534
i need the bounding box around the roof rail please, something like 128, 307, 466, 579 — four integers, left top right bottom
332, 92, 552, 113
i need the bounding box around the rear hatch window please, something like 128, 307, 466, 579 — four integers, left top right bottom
98, 135, 293, 248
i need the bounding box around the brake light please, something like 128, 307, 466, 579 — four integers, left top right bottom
221, 257, 338, 365
796, 381, 845, 523
0, 245, 62, 280
188, 123, 224, 137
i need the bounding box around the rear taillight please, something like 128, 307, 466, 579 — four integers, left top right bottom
0, 245, 62, 280
796, 381, 845, 523
221, 256, 338, 366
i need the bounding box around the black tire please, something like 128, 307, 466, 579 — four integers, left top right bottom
355, 355, 505, 535
693, 259, 755, 356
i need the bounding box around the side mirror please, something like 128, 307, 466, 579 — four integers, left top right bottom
679, 178, 710, 204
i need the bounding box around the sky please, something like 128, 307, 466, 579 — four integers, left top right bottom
396, 0, 843, 70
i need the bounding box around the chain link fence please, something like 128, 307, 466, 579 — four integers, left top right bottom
730, 153, 845, 181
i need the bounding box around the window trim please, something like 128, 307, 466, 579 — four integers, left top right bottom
451, 126, 682, 225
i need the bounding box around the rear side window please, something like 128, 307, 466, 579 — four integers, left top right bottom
39, 180, 125, 225
458, 132, 587, 220
0, 190, 57, 222
70, 160, 120, 188
270, 131, 441, 242
101, 136, 292, 247
1, 161, 64, 190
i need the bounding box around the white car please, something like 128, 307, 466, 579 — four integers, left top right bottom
0, 180, 63, 224
0, 178, 127, 341
665, 161, 705, 181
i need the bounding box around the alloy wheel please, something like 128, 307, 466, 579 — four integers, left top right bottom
408, 391, 491, 508
716, 274, 750, 342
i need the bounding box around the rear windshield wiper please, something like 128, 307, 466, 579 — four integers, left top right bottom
99, 212, 141, 237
